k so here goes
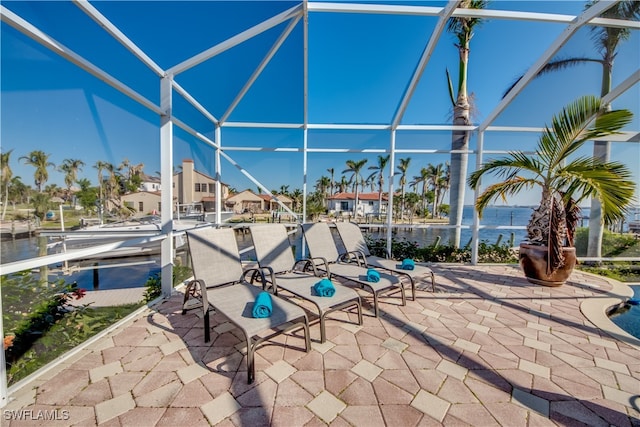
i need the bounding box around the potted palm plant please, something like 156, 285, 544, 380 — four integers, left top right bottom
468, 95, 635, 286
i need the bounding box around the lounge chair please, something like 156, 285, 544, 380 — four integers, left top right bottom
301, 223, 406, 317
249, 224, 362, 343
335, 221, 436, 298
183, 227, 310, 383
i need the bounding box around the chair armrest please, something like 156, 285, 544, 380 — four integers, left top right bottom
339, 250, 367, 267
186, 278, 209, 313
308, 256, 331, 277
352, 250, 368, 266
242, 267, 266, 286
256, 266, 279, 295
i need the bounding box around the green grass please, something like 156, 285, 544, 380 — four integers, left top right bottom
6, 303, 141, 385
574, 228, 640, 282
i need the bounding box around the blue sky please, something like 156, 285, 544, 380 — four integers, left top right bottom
1, 0, 639, 206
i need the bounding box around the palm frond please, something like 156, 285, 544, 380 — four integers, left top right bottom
474, 177, 539, 216
501, 58, 601, 98
445, 68, 456, 107
468, 154, 543, 189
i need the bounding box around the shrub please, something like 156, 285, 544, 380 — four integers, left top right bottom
364, 236, 517, 263
143, 265, 193, 303
4, 280, 88, 374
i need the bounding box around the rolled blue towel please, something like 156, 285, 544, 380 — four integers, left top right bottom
628, 299, 639, 306
313, 278, 336, 297
401, 258, 415, 270
367, 268, 380, 282
252, 291, 273, 318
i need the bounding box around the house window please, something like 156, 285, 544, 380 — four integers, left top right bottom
340, 201, 349, 211
195, 183, 201, 192
368, 201, 374, 206
138, 202, 144, 212
209, 183, 215, 193
157, 202, 161, 212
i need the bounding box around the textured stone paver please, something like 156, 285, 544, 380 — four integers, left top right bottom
4, 265, 640, 426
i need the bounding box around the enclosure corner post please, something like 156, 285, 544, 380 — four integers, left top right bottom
160, 75, 174, 297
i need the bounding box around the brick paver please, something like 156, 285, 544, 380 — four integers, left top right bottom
4, 265, 640, 426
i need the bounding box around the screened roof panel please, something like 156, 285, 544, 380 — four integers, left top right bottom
174, 20, 298, 121
308, 11, 438, 124
92, 1, 297, 70
494, 24, 640, 129
1, 0, 638, 199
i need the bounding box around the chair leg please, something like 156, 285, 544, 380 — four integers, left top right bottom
431, 272, 436, 292
204, 308, 211, 343
319, 313, 327, 343
246, 336, 255, 384
399, 284, 406, 306
372, 291, 379, 317
302, 316, 311, 352
181, 281, 195, 314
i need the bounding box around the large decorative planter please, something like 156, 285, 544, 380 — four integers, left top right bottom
519, 243, 576, 287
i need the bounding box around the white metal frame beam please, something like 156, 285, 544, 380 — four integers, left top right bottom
391, 0, 459, 129
167, 3, 303, 76
73, 0, 164, 77
602, 69, 640, 105
221, 15, 302, 124
308, 2, 640, 29
479, 0, 620, 132
0, 5, 162, 115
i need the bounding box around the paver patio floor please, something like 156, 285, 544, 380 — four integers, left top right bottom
4, 265, 640, 426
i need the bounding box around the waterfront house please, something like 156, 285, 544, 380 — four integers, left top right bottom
225, 190, 264, 214
225, 190, 293, 214
117, 160, 229, 217
327, 192, 388, 217
258, 193, 293, 213
121, 191, 161, 217
172, 159, 230, 212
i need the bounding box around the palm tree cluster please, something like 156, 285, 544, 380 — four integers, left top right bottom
0, 149, 146, 220
308, 156, 450, 220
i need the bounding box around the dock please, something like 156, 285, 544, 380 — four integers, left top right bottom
0, 220, 39, 240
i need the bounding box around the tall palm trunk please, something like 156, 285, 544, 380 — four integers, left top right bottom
449, 41, 471, 247
587, 54, 613, 259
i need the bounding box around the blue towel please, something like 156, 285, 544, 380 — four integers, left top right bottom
313, 278, 336, 297
401, 258, 415, 270
252, 291, 273, 318
367, 268, 380, 282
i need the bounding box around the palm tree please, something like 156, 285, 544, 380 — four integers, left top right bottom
446, 0, 488, 247
279, 184, 290, 196
1, 149, 13, 220
426, 163, 445, 218
367, 155, 390, 218
364, 173, 376, 192
7, 176, 27, 209
411, 167, 430, 218
19, 150, 55, 192
59, 158, 85, 204
338, 175, 350, 193
290, 188, 303, 212
315, 176, 331, 206
93, 160, 109, 213
468, 95, 635, 279
438, 162, 451, 215
342, 159, 368, 216
327, 168, 335, 195
503, 1, 640, 259
396, 157, 411, 220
